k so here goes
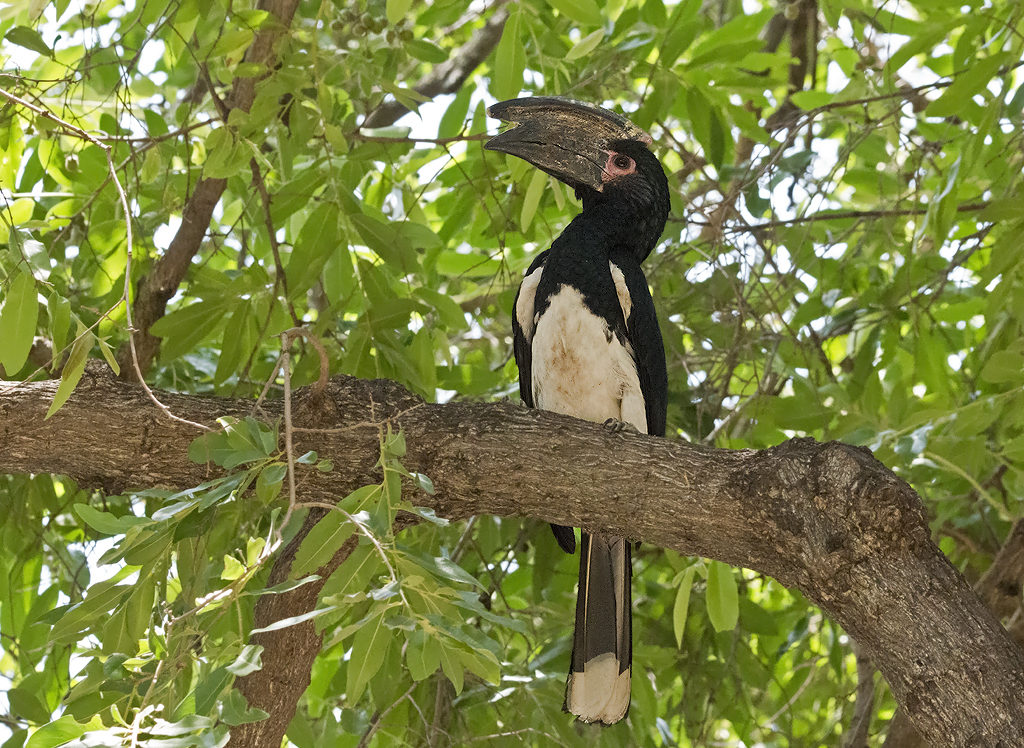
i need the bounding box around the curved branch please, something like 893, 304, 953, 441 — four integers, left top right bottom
361, 3, 510, 128
1, 367, 1023, 747
883, 517, 1024, 747
116, 0, 302, 380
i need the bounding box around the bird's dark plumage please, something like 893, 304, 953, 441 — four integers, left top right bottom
489, 98, 669, 725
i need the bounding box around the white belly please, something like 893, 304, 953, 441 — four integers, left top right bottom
531, 285, 647, 432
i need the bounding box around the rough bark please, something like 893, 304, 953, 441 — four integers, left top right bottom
883, 518, 1024, 747
2, 367, 1024, 747
117, 0, 301, 379
229, 514, 357, 748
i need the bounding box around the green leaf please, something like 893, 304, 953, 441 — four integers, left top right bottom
46, 321, 91, 419
226, 644, 264, 676
8, 686, 51, 723
405, 628, 440, 681
438, 85, 473, 139
346, 612, 389, 703
24, 716, 87, 748
435, 251, 502, 277
706, 560, 739, 632
319, 544, 381, 602
292, 484, 380, 577
291, 511, 355, 577
214, 300, 254, 384
438, 641, 464, 694
74, 503, 151, 535
351, 213, 414, 266
386, 0, 413, 25
790, 90, 834, 110
222, 554, 246, 580
124, 575, 155, 642
980, 350, 1024, 384
926, 53, 1007, 118
458, 645, 501, 685
660, 0, 701, 68
492, 9, 525, 100
406, 39, 447, 63
0, 270, 39, 374
149, 299, 226, 360
96, 336, 120, 376
565, 28, 604, 62
5, 26, 53, 58
194, 666, 233, 715
251, 607, 333, 634
672, 565, 696, 648
210, 29, 253, 59
288, 203, 339, 297
47, 292, 70, 357
220, 688, 269, 726
519, 167, 547, 229
49, 582, 133, 644
255, 462, 286, 502
546, 0, 603, 26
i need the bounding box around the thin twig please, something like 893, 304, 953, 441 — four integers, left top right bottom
356, 681, 418, 748
250, 158, 301, 325
352, 132, 489, 145
842, 646, 876, 748
272, 327, 332, 543
279, 335, 299, 539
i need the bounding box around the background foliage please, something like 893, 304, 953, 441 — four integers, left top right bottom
2, 0, 1024, 745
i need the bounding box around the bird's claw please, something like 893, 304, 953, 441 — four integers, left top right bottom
603, 418, 639, 435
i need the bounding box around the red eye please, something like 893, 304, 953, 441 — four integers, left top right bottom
613, 154, 633, 170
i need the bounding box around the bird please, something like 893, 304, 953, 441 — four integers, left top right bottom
485, 97, 670, 725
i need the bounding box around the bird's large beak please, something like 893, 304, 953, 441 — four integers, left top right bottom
484, 97, 652, 193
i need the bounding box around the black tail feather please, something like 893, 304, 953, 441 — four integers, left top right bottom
564, 532, 631, 724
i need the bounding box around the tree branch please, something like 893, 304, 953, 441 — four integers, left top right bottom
361, 2, 510, 129
2, 367, 1023, 747
882, 517, 1024, 747
842, 645, 875, 748
116, 0, 301, 380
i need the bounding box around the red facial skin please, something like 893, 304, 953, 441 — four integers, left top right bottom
600, 151, 637, 187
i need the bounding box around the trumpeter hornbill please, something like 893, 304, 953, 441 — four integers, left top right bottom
485, 97, 670, 725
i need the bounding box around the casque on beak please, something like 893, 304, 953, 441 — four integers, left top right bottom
484, 97, 652, 193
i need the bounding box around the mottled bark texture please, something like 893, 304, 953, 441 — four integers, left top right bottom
2, 366, 1023, 747
883, 518, 1024, 748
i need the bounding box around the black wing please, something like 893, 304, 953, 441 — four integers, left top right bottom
611, 249, 667, 437
512, 250, 548, 408
512, 250, 578, 552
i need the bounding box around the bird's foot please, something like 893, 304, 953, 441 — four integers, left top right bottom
603, 418, 639, 435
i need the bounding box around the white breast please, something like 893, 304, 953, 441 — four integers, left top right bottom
530, 283, 647, 433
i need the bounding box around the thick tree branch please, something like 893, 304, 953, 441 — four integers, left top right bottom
361, 3, 510, 128
883, 517, 1024, 747
2, 368, 1024, 747
116, 0, 301, 380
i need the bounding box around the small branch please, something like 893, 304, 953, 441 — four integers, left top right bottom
674, 202, 990, 232
842, 646, 875, 748
250, 159, 301, 326
361, 2, 510, 128
352, 132, 489, 145
116, 0, 303, 379
356, 681, 418, 748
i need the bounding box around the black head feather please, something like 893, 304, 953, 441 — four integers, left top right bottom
578, 140, 670, 263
